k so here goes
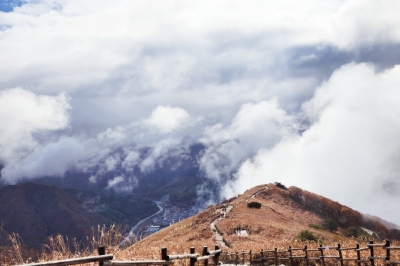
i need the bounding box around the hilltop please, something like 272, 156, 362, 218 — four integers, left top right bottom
117, 183, 399, 259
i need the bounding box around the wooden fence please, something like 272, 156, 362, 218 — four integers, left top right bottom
221, 240, 400, 265
14, 246, 221, 266
13, 240, 400, 266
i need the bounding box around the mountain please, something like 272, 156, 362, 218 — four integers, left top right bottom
118, 183, 400, 259
0, 183, 158, 248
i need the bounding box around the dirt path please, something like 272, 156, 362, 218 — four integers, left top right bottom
210, 205, 233, 248
211, 185, 269, 248
240, 185, 269, 204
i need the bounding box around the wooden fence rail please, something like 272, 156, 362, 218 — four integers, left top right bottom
13, 255, 114, 266
13, 240, 400, 266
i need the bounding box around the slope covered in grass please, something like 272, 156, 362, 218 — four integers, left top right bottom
118, 183, 399, 259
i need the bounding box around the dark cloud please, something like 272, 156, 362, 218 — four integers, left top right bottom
356, 43, 400, 71
381, 180, 400, 196
287, 43, 400, 82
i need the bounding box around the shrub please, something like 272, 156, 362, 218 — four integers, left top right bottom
288, 187, 304, 204
247, 202, 261, 209
274, 182, 288, 190
346, 226, 371, 238
309, 224, 323, 230
296, 230, 318, 241
322, 218, 339, 232
346, 226, 361, 237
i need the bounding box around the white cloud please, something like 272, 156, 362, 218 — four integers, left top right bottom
1, 136, 84, 182
2, 0, 398, 98
121, 150, 140, 172
145, 105, 190, 134
329, 0, 400, 49
199, 100, 297, 182
138, 138, 186, 173
104, 154, 120, 172
226, 63, 400, 223
106, 174, 138, 193
107, 175, 125, 189
0, 87, 70, 165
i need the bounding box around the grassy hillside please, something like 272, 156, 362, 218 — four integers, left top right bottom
117, 183, 400, 260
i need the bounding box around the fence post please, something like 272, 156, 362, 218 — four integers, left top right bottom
161, 247, 169, 266
289, 246, 293, 266
98, 246, 106, 266
203, 246, 209, 266
215, 245, 220, 266
190, 247, 196, 266
274, 247, 278, 266
369, 240, 374, 266
304, 245, 309, 266
235, 251, 238, 265
242, 251, 245, 265
356, 244, 361, 266
249, 250, 252, 264
385, 240, 391, 262
260, 249, 264, 265
319, 244, 325, 266
338, 243, 344, 266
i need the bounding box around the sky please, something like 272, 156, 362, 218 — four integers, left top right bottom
1, 0, 400, 224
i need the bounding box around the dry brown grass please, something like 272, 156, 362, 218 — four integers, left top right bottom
117, 183, 400, 265
6, 233, 24, 265
0, 234, 39, 265
0, 224, 126, 265
116, 209, 217, 264
214, 184, 343, 250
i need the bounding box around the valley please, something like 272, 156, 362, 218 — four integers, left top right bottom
124, 201, 198, 243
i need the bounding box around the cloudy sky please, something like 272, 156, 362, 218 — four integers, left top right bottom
1, 0, 400, 223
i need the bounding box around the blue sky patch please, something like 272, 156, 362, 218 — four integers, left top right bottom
0, 0, 25, 12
